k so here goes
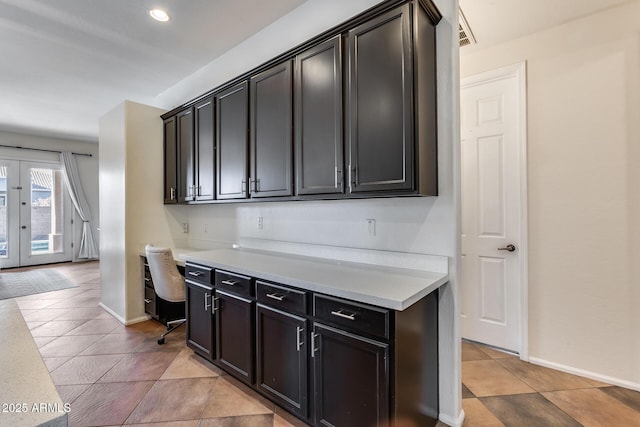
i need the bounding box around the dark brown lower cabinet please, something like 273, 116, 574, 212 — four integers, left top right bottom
215, 290, 254, 385
185, 280, 214, 360
256, 304, 308, 419
312, 323, 389, 426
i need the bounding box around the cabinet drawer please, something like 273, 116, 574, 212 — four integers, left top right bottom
256, 280, 307, 316
313, 294, 389, 340
215, 270, 253, 297
144, 286, 157, 316
185, 263, 214, 285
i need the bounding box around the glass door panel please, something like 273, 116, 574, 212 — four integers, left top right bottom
0, 160, 20, 268
20, 162, 72, 266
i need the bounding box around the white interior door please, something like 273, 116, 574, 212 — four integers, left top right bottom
0, 160, 72, 268
460, 63, 527, 354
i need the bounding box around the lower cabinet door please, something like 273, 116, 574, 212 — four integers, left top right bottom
313, 323, 389, 427
256, 304, 308, 419
215, 290, 255, 385
185, 280, 214, 360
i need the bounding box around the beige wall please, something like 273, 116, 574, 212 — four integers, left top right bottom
99, 101, 187, 323
461, 1, 640, 388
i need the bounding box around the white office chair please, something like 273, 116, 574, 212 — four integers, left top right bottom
145, 244, 186, 345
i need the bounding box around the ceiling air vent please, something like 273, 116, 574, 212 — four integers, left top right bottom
459, 8, 476, 47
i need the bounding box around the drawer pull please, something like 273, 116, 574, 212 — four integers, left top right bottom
144, 298, 152, 304
221, 279, 237, 286
266, 293, 285, 301
188, 271, 203, 277
331, 310, 356, 321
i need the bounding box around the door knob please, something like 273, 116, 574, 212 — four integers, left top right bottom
498, 244, 516, 252
21, 225, 27, 229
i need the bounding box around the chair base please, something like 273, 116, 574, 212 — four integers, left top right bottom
157, 318, 186, 345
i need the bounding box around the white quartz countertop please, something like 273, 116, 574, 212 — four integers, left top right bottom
0, 300, 67, 426
181, 248, 448, 311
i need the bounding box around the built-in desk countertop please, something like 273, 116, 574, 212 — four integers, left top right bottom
180, 248, 448, 311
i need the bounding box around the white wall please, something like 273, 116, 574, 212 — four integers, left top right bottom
151, 0, 462, 422
99, 101, 187, 323
0, 130, 99, 261
461, 1, 640, 389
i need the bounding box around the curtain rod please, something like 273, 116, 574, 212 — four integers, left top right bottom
0, 144, 93, 157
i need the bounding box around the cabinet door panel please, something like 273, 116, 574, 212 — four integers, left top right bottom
313, 323, 389, 427
177, 108, 195, 202
215, 290, 254, 385
257, 305, 308, 418
195, 98, 215, 201
250, 61, 293, 198
295, 36, 343, 195
216, 82, 249, 200
348, 4, 414, 193
186, 280, 214, 360
163, 117, 178, 204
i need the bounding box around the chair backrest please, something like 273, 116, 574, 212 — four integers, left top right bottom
145, 244, 185, 303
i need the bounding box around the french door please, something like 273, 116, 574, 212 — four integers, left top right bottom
0, 159, 73, 268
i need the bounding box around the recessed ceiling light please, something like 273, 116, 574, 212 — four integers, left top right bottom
149, 9, 170, 22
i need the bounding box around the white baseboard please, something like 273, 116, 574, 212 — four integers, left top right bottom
529, 356, 640, 392
98, 303, 150, 326
440, 409, 465, 427
125, 314, 152, 326
98, 303, 126, 324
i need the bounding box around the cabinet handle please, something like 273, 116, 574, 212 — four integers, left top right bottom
212, 297, 220, 314
336, 167, 343, 186
296, 326, 304, 352
331, 309, 356, 321
311, 332, 319, 358
266, 293, 285, 301
144, 277, 150, 282
241, 179, 247, 195
197, 186, 202, 196
144, 299, 152, 304
204, 293, 211, 310
170, 187, 176, 200
188, 271, 203, 277
221, 279, 237, 286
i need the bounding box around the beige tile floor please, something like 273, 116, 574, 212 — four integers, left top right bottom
7, 261, 640, 426
451, 341, 640, 427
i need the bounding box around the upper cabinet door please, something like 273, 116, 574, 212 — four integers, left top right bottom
216, 82, 249, 200
177, 108, 195, 202
250, 61, 293, 198
295, 36, 344, 196
195, 97, 215, 202
347, 4, 414, 194
163, 117, 178, 204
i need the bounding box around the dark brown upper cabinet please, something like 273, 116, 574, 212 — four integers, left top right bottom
250, 61, 293, 198
216, 81, 249, 200
176, 108, 195, 203
162, 0, 440, 204
295, 36, 344, 196
194, 97, 215, 202
163, 116, 178, 204
347, 4, 414, 194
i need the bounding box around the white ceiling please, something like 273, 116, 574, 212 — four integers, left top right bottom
0, 0, 635, 143
459, 0, 636, 50
0, 0, 305, 142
